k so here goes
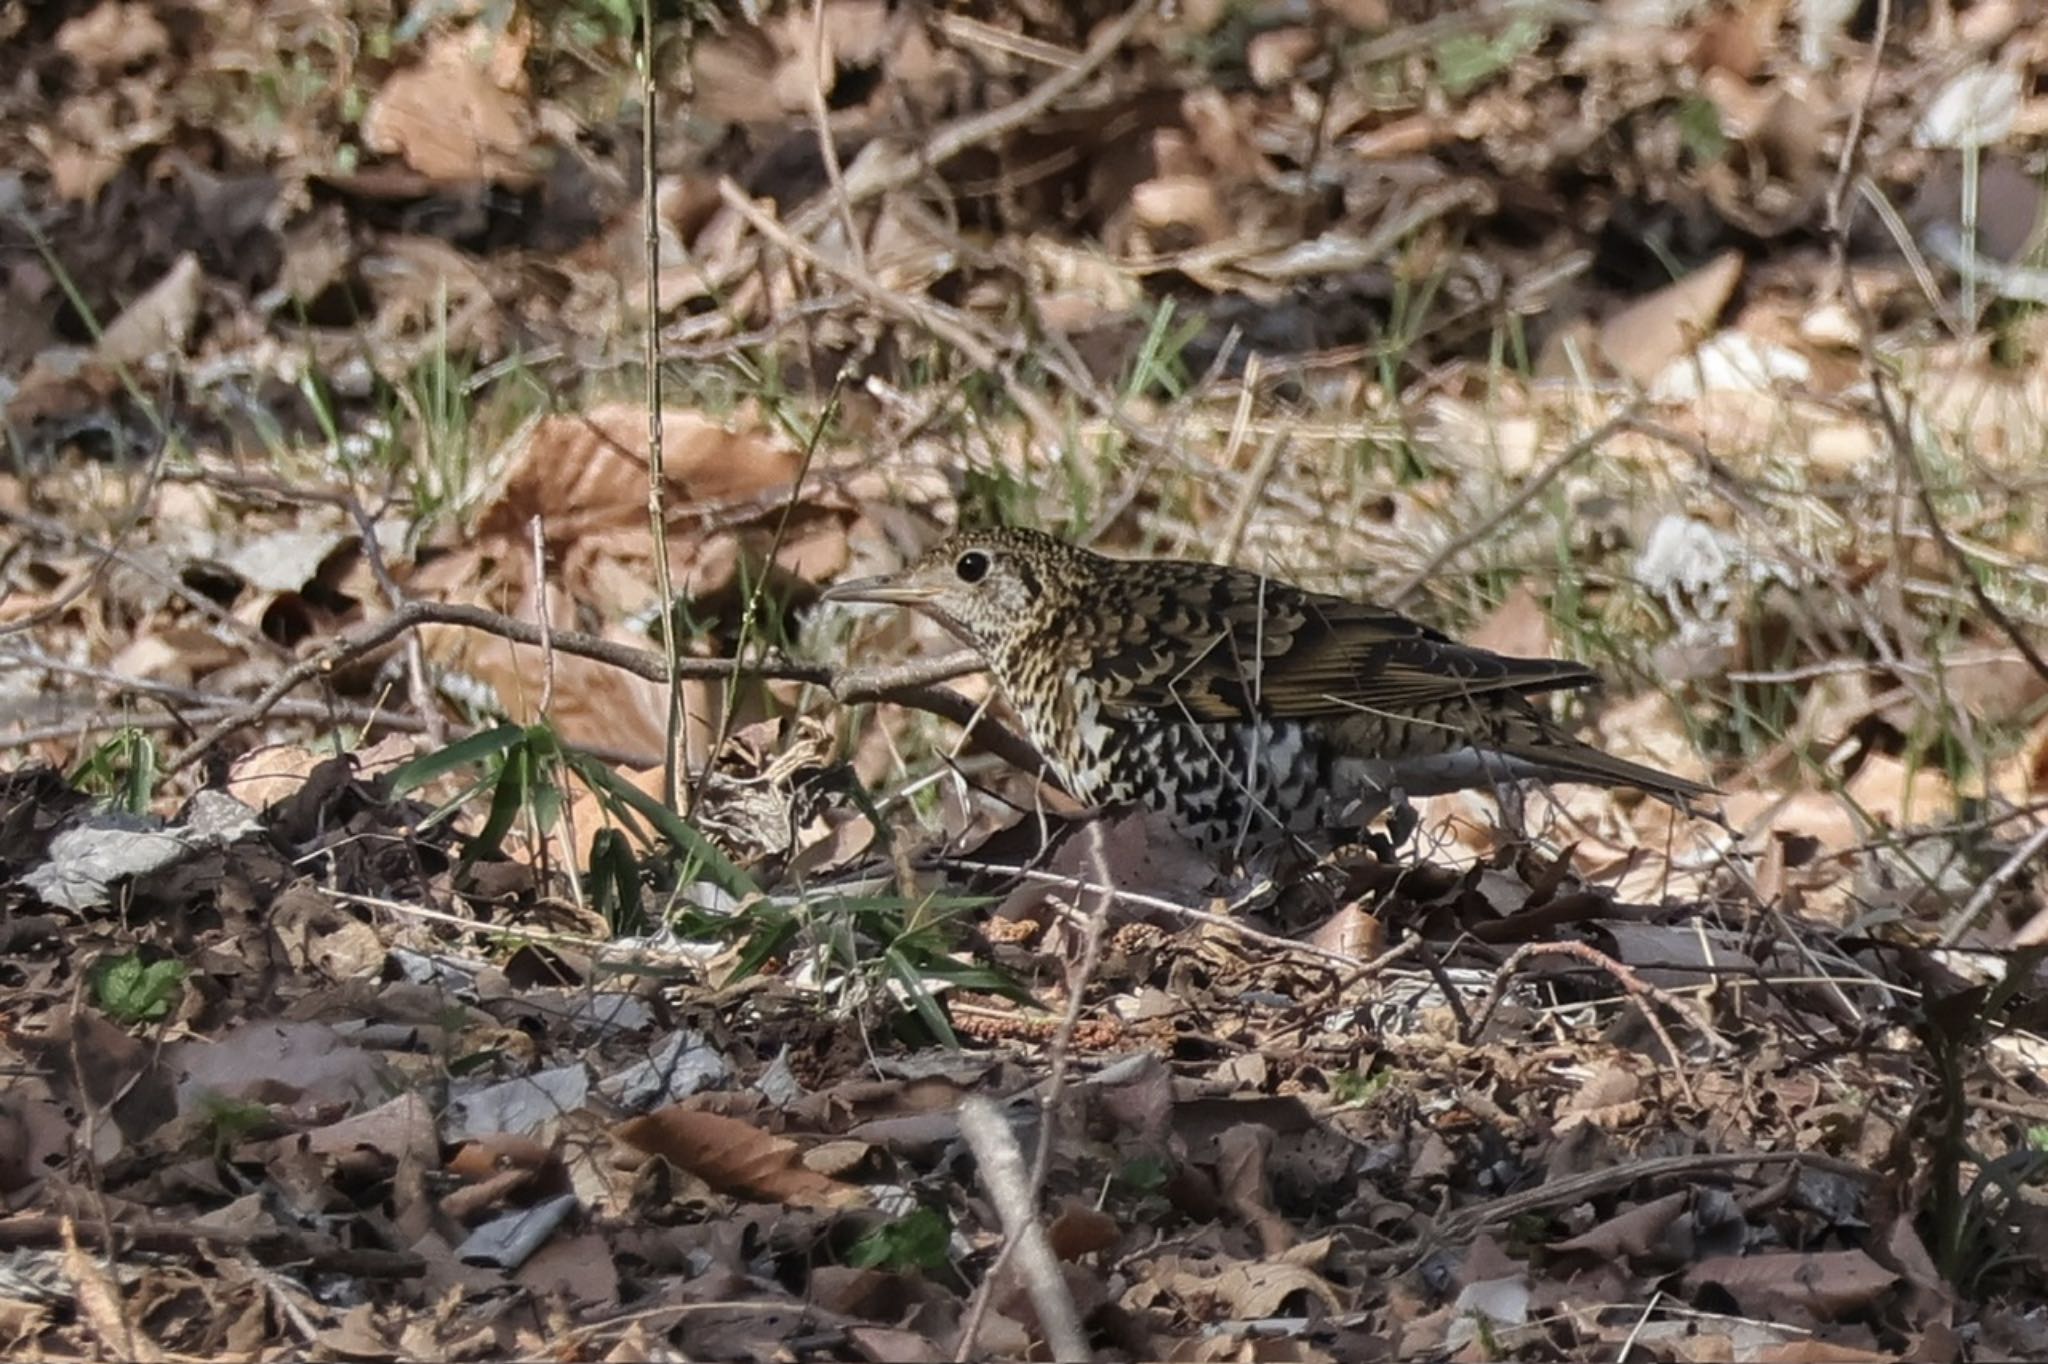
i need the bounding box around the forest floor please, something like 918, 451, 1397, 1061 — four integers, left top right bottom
3, 0, 2048, 1359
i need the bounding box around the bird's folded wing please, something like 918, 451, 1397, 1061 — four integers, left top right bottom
1104, 590, 1599, 723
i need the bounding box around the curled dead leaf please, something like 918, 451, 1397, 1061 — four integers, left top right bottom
361, 24, 536, 183
615, 1106, 866, 1209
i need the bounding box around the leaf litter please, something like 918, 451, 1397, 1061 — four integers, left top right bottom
3, 0, 2048, 1359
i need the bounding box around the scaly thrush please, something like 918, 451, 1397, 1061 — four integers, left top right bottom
825, 528, 1712, 851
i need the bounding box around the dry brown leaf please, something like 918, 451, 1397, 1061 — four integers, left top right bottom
1127, 176, 1231, 249
96, 253, 203, 369
1216, 1123, 1292, 1257
1165, 1258, 1349, 1318
55, 2, 169, 72
1047, 1200, 1121, 1261
1465, 585, 1556, 661
614, 1106, 865, 1209
1307, 901, 1382, 958
1598, 250, 1744, 385
1845, 754, 1957, 827
1685, 1248, 1897, 1320
519, 1229, 620, 1307
62, 1219, 164, 1363
1552, 1190, 1685, 1259
361, 23, 535, 183
479, 405, 801, 542
1248, 28, 1320, 88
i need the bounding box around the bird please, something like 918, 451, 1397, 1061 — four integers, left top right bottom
823, 527, 1714, 854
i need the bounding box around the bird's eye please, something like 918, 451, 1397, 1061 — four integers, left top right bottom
955, 550, 990, 584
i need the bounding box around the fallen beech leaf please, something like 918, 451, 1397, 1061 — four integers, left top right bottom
56, 2, 169, 72
1685, 1248, 1897, 1320
361, 24, 535, 183
478, 404, 801, 542
1466, 585, 1556, 661
615, 1106, 865, 1209
1046, 1200, 1120, 1260
96, 253, 203, 369
1598, 250, 1743, 385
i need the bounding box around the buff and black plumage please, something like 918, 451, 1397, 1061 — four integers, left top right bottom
825, 528, 1712, 851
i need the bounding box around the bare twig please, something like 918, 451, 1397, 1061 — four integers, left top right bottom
1468, 939, 1709, 1105
640, 0, 684, 809
720, 179, 1067, 444
6, 1214, 426, 1280
1937, 821, 2048, 948
150, 597, 1036, 777
956, 1099, 1091, 1363
339, 490, 446, 746
1429, 1149, 1874, 1249
788, 0, 1159, 237
807, 0, 866, 277
932, 853, 1423, 976
956, 823, 1113, 1361
1214, 359, 1291, 567
1387, 402, 1642, 608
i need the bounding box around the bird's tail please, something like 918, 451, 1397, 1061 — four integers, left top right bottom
1493, 737, 1718, 807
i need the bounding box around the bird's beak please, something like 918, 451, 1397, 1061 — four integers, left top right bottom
820, 573, 939, 607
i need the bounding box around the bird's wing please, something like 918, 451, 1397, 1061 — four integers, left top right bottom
1089, 570, 1598, 724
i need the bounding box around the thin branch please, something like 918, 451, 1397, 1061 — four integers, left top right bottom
956, 822, 1112, 1361
1938, 821, 2048, 948
1387, 402, 1642, 608
719, 179, 1067, 445
788, 0, 1159, 237
149, 598, 1036, 776
956, 1099, 1090, 1363
1468, 939, 1708, 1105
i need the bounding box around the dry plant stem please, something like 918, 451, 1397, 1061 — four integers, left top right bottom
641, 0, 684, 811
154, 596, 1034, 775
0, 507, 290, 661
787, 0, 1158, 237
955, 823, 1113, 1362
61, 1217, 163, 1364
807, 0, 865, 277
340, 489, 446, 747
690, 380, 839, 815
1823, 0, 1888, 239
1430, 1149, 1873, 1250
4, 1213, 427, 1279
1469, 940, 1704, 1106
932, 854, 1420, 975
1, 648, 421, 732
1938, 821, 2048, 947
956, 1101, 1091, 1364
1212, 358, 1287, 566
719, 180, 1067, 445
1387, 402, 1642, 608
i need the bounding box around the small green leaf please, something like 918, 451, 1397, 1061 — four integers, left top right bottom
386, 723, 528, 796
588, 827, 645, 935
93, 955, 185, 1023
846, 1207, 951, 1272
1434, 15, 1545, 98
563, 749, 757, 897
68, 728, 159, 815
1676, 95, 1729, 164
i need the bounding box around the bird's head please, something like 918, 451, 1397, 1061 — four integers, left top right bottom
822, 527, 1085, 658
